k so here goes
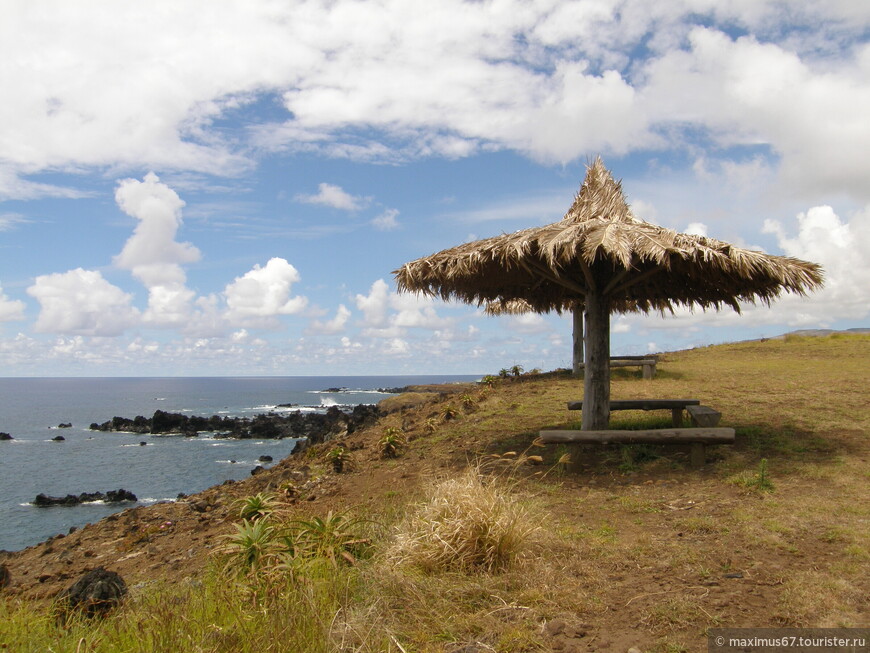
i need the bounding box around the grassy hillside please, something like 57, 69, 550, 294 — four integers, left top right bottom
1, 334, 868, 652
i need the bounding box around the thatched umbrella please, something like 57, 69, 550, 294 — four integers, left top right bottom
394, 158, 824, 429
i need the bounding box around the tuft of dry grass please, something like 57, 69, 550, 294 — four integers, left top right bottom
386, 467, 539, 573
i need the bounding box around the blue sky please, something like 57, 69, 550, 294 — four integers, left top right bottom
1, 1, 868, 376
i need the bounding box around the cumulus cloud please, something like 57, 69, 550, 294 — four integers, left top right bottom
224, 257, 308, 323
295, 183, 370, 211
308, 304, 351, 335
113, 172, 201, 325
628, 204, 870, 332
354, 279, 452, 335
27, 269, 139, 336
354, 279, 391, 328
0, 284, 26, 322
761, 204, 870, 323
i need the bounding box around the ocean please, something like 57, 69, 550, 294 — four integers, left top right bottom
0, 375, 479, 552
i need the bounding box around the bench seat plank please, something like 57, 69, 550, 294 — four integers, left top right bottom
687, 405, 722, 427
539, 428, 735, 444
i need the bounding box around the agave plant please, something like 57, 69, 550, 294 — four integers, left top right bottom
326, 446, 351, 473
459, 393, 477, 410
220, 519, 280, 576
234, 492, 280, 522
285, 511, 371, 567
379, 427, 406, 459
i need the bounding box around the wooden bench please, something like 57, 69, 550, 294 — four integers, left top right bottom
567, 399, 701, 427
539, 427, 735, 468
686, 405, 722, 427
574, 356, 658, 379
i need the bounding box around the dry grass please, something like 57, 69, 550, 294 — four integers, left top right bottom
386, 467, 539, 574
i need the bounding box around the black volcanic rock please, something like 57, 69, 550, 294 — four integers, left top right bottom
0, 432, 13, 441
59, 567, 127, 618
33, 489, 137, 507
58, 422, 72, 428
88, 404, 381, 445
51, 435, 66, 442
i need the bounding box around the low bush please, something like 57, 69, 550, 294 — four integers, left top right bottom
387, 468, 537, 573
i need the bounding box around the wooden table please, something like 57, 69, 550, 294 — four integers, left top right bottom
574, 356, 657, 379
567, 399, 701, 427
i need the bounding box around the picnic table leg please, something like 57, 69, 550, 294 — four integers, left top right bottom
690, 443, 706, 469
642, 362, 655, 380
671, 408, 683, 426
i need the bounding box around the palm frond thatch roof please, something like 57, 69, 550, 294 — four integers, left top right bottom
395, 157, 823, 314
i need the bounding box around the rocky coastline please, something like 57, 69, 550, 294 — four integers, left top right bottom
87, 405, 380, 448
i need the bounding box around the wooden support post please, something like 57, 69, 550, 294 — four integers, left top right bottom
582, 290, 610, 431
572, 306, 584, 378
642, 361, 655, 380
671, 408, 683, 427
690, 443, 706, 469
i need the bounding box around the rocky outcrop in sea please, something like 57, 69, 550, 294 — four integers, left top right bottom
33, 489, 138, 507
88, 405, 380, 444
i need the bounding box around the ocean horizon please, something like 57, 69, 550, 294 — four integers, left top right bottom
0, 374, 481, 551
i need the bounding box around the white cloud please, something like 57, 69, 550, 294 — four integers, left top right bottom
114, 173, 200, 279
27, 269, 139, 336
355, 278, 452, 335
295, 183, 370, 211
0, 212, 29, 231
629, 204, 870, 332
641, 27, 870, 200
0, 284, 26, 321
761, 204, 870, 323
613, 317, 632, 334
355, 279, 391, 328
507, 313, 551, 334
1, 2, 869, 205
224, 257, 308, 322
113, 172, 201, 325
372, 208, 399, 230
684, 222, 708, 237
383, 338, 410, 356
308, 304, 351, 335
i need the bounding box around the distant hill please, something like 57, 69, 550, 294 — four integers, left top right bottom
774, 327, 870, 338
